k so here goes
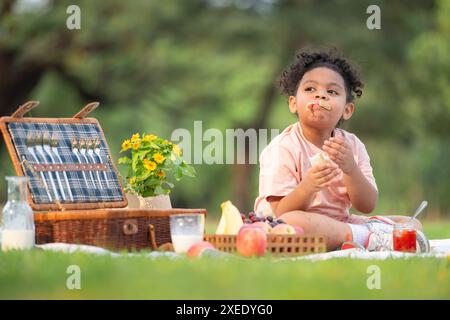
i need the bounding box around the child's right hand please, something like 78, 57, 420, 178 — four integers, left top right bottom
301, 162, 341, 193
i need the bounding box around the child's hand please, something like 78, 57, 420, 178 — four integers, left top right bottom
302, 162, 340, 193
322, 137, 357, 174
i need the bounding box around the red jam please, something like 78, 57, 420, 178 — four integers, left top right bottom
393, 228, 416, 252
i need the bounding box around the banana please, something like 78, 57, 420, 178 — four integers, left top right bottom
215, 200, 244, 235
215, 211, 226, 234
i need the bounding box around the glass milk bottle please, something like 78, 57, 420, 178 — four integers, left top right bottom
1, 176, 35, 251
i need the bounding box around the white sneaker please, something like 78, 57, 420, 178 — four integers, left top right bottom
365, 231, 393, 251
366, 216, 395, 234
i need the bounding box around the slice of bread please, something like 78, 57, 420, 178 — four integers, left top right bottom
310, 152, 330, 167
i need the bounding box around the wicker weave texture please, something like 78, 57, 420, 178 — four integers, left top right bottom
204, 234, 326, 256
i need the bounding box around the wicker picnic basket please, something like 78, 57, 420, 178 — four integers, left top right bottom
0, 101, 207, 251
205, 234, 327, 257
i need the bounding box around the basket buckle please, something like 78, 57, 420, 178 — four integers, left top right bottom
123, 219, 138, 235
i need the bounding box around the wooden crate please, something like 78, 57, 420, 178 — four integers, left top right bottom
205, 234, 326, 256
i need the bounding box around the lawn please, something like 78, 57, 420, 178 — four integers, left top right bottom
0, 220, 449, 300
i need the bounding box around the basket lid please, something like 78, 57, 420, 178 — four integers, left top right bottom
0, 101, 128, 211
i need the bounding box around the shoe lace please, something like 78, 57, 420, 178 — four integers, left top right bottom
372, 230, 392, 251
366, 220, 394, 234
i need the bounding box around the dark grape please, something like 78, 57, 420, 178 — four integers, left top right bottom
277, 219, 285, 224
267, 216, 273, 222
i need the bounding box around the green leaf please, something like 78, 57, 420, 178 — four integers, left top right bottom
175, 166, 183, 180
132, 152, 139, 171
136, 149, 150, 160
154, 186, 165, 195
141, 188, 155, 197
180, 163, 196, 177
143, 178, 160, 187
162, 181, 174, 189
118, 156, 132, 165
149, 142, 160, 149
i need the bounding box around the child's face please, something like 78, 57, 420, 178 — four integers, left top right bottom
289, 67, 354, 130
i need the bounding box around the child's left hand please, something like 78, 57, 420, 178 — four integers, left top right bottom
322, 137, 357, 175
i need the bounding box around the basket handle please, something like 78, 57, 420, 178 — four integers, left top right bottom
148, 224, 158, 250
73, 102, 100, 119
11, 101, 40, 118
148, 224, 175, 251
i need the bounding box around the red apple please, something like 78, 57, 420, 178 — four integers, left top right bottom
251, 221, 272, 234
187, 241, 215, 258
272, 223, 296, 235
236, 227, 267, 257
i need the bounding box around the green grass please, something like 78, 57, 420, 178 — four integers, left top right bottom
422, 220, 450, 239
0, 221, 449, 299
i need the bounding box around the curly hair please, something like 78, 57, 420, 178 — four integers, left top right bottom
280, 49, 363, 102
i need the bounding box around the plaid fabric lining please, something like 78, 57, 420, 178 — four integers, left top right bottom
8, 122, 124, 204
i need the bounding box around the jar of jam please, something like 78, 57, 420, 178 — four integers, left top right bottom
392, 222, 417, 253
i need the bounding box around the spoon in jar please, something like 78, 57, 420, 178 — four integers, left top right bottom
410, 200, 428, 223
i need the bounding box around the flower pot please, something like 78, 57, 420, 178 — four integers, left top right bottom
125, 193, 141, 209
139, 194, 172, 209
126, 193, 172, 209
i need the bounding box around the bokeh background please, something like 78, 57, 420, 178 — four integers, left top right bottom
1, 0, 449, 221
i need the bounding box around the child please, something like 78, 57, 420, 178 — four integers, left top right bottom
254, 49, 429, 252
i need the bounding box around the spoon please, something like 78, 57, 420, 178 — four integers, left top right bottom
411, 200, 428, 222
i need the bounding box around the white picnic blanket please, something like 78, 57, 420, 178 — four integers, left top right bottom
35, 242, 180, 259
287, 239, 450, 261
35, 239, 450, 260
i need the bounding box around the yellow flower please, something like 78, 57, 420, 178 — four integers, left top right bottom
121, 140, 132, 151
172, 144, 182, 156
153, 153, 165, 164
129, 177, 136, 185
132, 141, 141, 150
156, 170, 165, 179
131, 133, 140, 142
142, 134, 157, 142
143, 159, 157, 172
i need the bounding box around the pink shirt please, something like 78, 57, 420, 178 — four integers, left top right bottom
254, 122, 377, 222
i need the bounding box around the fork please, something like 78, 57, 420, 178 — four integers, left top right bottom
34, 133, 61, 201
26, 133, 53, 202
71, 138, 92, 189
51, 134, 74, 201
93, 138, 111, 188
87, 139, 103, 189
79, 138, 97, 188
42, 132, 67, 201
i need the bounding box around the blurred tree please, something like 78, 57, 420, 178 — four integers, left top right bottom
407, 0, 450, 217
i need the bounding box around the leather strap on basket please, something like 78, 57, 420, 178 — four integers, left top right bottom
73, 102, 100, 119
32, 163, 107, 172
11, 101, 40, 118
148, 224, 158, 250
